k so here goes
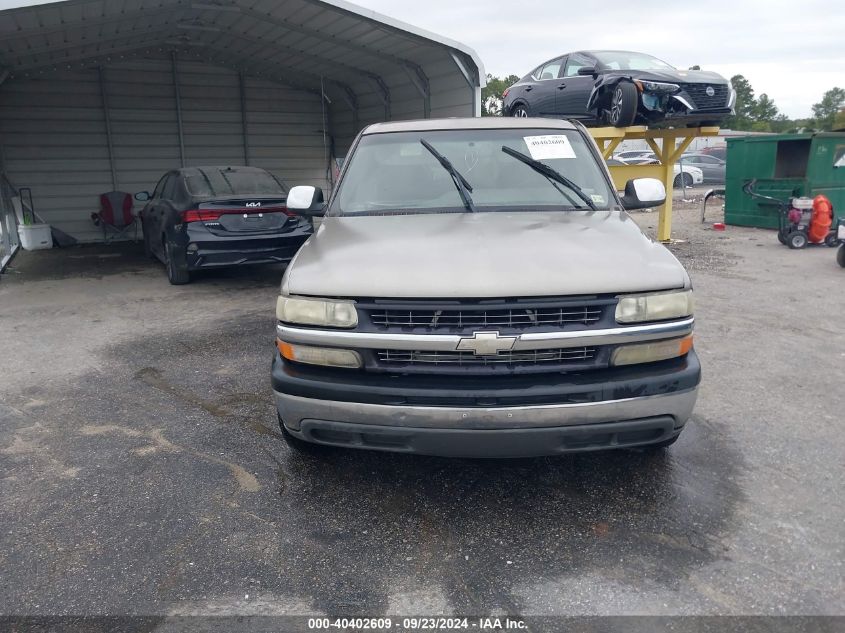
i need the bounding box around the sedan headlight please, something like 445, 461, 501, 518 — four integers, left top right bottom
639, 80, 680, 94
615, 290, 693, 323
276, 295, 358, 328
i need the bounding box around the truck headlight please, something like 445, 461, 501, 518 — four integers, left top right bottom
611, 335, 693, 366
276, 340, 362, 368
615, 290, 693, 323
276, 295, 358, 328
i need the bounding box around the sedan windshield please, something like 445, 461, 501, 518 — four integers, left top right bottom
329, 128, 615, 216
593, 51, 675, 72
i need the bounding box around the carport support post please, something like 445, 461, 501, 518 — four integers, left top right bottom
98, 67, 118, 191
172, 51, 186, 168
0, 179, 11, 262
450, 52, 481, 117
239, 72, 250, 166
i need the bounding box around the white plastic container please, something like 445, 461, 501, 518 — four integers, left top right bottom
18, 223, 53, 250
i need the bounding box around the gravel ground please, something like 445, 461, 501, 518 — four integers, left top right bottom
0, 202, 842, 625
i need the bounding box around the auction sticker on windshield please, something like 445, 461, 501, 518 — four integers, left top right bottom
523, 135, 576, 160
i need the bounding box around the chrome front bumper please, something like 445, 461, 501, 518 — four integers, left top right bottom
274, 388, 698, 431
273, 313, 699, 456
274, 388, 698, 457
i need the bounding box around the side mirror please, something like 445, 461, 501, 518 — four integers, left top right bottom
620, 178, 666, 210
577, 66, 597, 76
135, 191, 151, 201
286, 185, 325, 216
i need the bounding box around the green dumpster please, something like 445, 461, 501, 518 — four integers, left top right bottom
725, 132, 845, 228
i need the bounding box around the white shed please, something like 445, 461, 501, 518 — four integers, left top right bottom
0, 0, 484, 245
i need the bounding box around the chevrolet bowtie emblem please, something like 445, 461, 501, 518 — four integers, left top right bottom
456, 331, 518, 356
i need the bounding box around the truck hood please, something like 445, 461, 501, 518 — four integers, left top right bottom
283, 211, 688, 298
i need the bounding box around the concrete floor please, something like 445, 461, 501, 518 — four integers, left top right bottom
0, 206, 843, 620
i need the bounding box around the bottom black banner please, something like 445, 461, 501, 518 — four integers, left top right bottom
0, 616, 842, 633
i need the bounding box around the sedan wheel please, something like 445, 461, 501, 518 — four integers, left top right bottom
608, 82, 637, 127
164, 242, 191, 285
511, 105, 529, 118
673, 173, 694, 188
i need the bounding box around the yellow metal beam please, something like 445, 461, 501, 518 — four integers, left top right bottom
589, 125, 720, 241
598, 137, 623, 160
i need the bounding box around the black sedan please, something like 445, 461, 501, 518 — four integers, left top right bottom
137, 166, 312, 284
503, 50, 735, 128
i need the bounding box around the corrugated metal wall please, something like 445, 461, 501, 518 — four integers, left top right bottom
0, 57, 333, 243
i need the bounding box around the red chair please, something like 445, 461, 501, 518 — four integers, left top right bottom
91, 191, 137, 242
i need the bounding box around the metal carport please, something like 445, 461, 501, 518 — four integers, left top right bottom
0, 0, 484, 246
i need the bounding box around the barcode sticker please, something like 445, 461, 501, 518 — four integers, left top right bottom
523, 135, 577, 160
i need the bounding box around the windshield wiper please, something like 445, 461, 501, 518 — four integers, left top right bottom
420, 139, 476, 212
500, 146, 597, 210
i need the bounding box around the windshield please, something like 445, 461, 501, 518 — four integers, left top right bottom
185, 168, 287, 198
593, 51, 675, 72
329, 128, 615, 216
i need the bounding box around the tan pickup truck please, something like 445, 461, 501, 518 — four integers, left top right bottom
271, 117, 699, 457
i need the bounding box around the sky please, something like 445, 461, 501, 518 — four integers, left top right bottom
353, 0, 844, 119
0, 0, 841, 118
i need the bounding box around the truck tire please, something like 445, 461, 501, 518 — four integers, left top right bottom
838, 245, 845, 268
608, 82, 638, 127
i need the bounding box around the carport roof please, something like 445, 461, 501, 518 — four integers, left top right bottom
0, 0, 485, 109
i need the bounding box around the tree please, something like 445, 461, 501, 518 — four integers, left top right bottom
723, 76, 797, 132
769, 114, 794, 134
811, 87, 845, 131
834, 108, 845, 131
482, 73, 520, 116
725, 74, 756, 130
754, 93, 779, 121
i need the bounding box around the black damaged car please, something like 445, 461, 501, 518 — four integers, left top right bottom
137, 166, 312, 284
503, 50, 735, 128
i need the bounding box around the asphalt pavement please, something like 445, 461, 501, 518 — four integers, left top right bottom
0, 207, 842, 622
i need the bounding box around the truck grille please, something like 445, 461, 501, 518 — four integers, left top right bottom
374, 347, 600, 374
681, 83, 729, 110
361, 297, 614, 332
